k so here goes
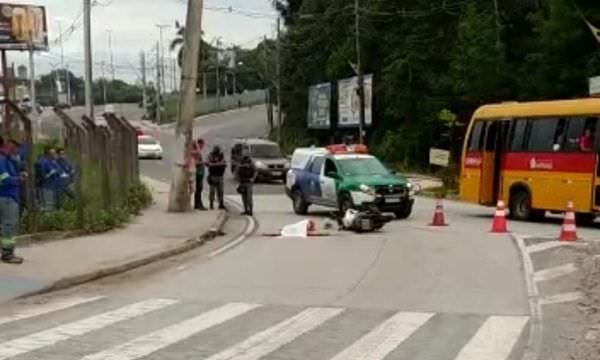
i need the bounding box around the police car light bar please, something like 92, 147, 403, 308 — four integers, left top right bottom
326, 144, 369, 154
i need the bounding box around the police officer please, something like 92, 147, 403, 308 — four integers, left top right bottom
0, 133, 26, 264
236, 150, 256, 215
207, 145, 227, 210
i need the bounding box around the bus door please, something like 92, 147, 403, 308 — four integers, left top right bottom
592, 119, 600, 211
479, 121, 508, 205
460, 121, 484, 203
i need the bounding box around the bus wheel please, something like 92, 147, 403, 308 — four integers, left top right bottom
509, 191, 532, 221
576, 213, 596, 225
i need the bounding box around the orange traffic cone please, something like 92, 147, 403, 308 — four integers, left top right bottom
559, 201, 578, 242
430, 199, 448, 226
491, 200, 508, 233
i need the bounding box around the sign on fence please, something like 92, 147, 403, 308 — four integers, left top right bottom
590, 76, 600, 96
338, 74, 373, 128
0, 3, 48, 50
307, 82, 331, 129
429, 148, 450, 167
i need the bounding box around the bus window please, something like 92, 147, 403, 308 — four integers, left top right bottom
508, 119, 527, 151
525, 118, 559, 152
552, 118, 566, 151
484, 122, 499, 151
565, 118, 588, 152
467, 122, 484, 151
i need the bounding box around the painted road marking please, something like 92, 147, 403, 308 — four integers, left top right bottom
533, 263, 577, 282
0, 296, 105, 326
539, 292, 584, 306
454, 316, 529, 360
82, 302, 261, 360
0, 298, 177, 360
526, 241, 581, 254
205, 307, 344, 360
329, 312, 434, 360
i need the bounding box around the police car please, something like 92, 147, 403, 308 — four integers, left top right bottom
285, 144, 415, 218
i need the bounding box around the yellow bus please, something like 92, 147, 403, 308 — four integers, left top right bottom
460, 98, 600, 221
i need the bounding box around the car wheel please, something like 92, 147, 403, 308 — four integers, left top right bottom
394, 204, 413, 219
509, 191, 534, 221
339, 193, 354, 214
293, 190, 309, 215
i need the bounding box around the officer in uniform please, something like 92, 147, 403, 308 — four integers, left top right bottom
236, 150, 256, 215
192, 139, 206, 210
206, 145, 227, 210
0, 132, 26, 264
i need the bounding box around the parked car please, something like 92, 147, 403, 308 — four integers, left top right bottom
285, 144, 415, 219
230, 138, 289, 182
137, 135, 163, 159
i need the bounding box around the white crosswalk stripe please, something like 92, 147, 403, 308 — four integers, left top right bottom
453, 315, 530, 360
205, 307, 345, 360
0, 296, 530, 360
81, 302, 261, 360
0, 296, 105, 326
0, 298, 177, 360
329, 311, 434, 360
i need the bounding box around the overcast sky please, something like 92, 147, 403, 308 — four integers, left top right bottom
7, 0, 277, 85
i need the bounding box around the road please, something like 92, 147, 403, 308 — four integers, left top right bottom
0, 106, 536, 360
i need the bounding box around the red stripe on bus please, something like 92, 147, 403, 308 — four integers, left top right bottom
501, 152, 596, 173
464, 151, 482, 169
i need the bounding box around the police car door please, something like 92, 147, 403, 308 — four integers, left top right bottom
306, 156, 325, 203
320, 158, 338, 206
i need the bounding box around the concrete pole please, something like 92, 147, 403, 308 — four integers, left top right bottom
83, 0, 94, 118
140, 51, 147, 108
167, 0, 204, 212
28, 47, 40, 140
276, 16, 282, 144
155, 42, 161, 124
355, 0, 365, 145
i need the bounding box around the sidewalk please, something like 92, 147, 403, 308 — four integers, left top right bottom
0, 177, 226, 303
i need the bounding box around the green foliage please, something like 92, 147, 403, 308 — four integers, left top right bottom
275, 0, 600, 172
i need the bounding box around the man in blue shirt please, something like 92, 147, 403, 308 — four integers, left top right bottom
35, 146, 61, 211
56, 147, 75, 202
0, 133, 26, 264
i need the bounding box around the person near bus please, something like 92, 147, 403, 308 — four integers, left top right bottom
192, 138, 207, 210
236, 150, 256, 215
0, 133, 26, 264
207, 145, 227, 210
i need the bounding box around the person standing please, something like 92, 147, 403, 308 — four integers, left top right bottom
192, 138, 206, 210
35, 146, 61, 211
207, 145, 227, 210
56, 147, 75, 202
0, 133, 26, 264
236, 151, 256, 215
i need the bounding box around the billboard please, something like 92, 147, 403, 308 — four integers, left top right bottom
338, 74, 372, 128
307, 82, 331, 129
0, 3, 48, 50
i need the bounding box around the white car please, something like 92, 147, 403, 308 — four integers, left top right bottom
137, 135, 163, 159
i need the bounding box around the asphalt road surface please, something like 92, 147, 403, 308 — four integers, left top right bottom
1, 106, 537, 360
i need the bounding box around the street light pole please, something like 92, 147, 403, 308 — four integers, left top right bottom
355, 0, 365, 145
83, 0, 93, 118
276, 16, 282, 145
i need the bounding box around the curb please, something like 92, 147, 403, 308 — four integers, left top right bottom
17, 210, 229, 300
510, 233, 543, 360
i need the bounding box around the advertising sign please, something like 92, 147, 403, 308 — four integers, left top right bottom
338, 74, 372, 128
590, 75, 600, 97
0, 3, 48, 50
429, 148, 450, 167
307, 82, 331, 129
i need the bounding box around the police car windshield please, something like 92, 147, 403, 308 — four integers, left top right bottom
251, 144, 282, 158
337, 157, 389, 176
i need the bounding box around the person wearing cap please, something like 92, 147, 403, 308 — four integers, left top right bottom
34, 145, 61, 211
207, 145, 227, 210
0, 133, 27, 264
191, 138, 207, 210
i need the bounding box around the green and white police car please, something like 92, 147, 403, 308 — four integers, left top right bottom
285, 145, 415, 218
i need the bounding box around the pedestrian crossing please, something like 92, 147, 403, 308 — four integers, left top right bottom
0, 295, 530, 360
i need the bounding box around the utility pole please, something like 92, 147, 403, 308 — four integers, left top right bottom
57, 20, 66, 105
215, 39, 221, 110
276, 16, 282, 145
107, 30, 115, 81
28, 40, 38, 139
168, 0, 204, 212
156, 24, 170, 96
155, 42, 161, 124
83, 0, 93, 118
100, 61, 107, 104
140, 51, 147, 108
355, 0, 365, 145
66, 65, 71, 105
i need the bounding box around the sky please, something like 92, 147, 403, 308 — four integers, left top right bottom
6, 0, 278, 86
